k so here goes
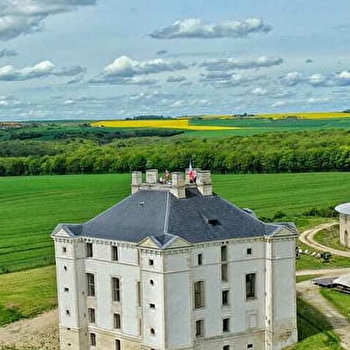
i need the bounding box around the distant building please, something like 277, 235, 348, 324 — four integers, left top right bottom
335, 203, 350, 248
52, 169, 298, 350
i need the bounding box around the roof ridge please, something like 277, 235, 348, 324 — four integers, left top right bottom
163, 191, 171, 234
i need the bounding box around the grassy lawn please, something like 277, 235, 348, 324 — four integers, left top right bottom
314, 225, 350, 252
0, 265, 56, 327
289, 298, 343, 350
296, 275, 322, 283
321, 289, 350, 322
296, 240, 350, 271
2, 172, 350, 274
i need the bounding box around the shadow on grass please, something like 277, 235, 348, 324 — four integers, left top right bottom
0, 305, 24, 327
297, 297, 333, 340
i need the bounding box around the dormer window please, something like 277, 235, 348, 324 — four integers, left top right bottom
208, 218, 220, 226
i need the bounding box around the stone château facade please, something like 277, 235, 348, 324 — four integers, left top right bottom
52, 169, 298, 350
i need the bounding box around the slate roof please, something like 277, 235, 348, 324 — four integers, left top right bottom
335, 203, 350, 215
54, 187, 295, 244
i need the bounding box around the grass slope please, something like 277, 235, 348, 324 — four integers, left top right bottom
2, 172, 350, 273
0, 265, 56, 326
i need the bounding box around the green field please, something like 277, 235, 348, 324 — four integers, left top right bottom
0, 265, 56, 326
186, 117, 350, 137
2, 172, 350, 274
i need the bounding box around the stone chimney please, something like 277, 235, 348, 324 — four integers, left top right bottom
197, 170, 213, 196
146, 169, 158, 185
170, 172, 186, 198
131, 171, 142, 194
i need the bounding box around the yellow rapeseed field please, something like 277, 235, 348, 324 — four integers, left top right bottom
257, 112, 350, 119
91, 119, 238, 131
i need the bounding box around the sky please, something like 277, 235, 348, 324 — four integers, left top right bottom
1, 0, 350, 120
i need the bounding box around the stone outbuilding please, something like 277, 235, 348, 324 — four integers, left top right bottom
335, 203, 350, 248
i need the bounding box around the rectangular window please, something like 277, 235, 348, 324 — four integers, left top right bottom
86, 273, 95, 297
222, 290, 229, 306
195, 319, 204, 337
223, 346, 230, 350
223, 318, 230, 333
88, 308, 95, 323
221, 245, 227, 262
114, 313, 121, 329
247, 248, 252, 255
194, 281, 205, 308
115, 339, 121, 350
197, 253, 203, 266
112, 246, 118, 261
90, 333, 96, 346
221, 263, 228, 282
149, 259, 154, 266
246, 273, 256, 300
112, 277, 120, 302
86, 242, 93, 258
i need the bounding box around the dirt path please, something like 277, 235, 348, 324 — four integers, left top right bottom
297, 280, 350, 349
0, 309, 59, 350
299, 222, 350, 257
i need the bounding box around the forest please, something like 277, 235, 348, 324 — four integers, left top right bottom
1, 126, 350, 176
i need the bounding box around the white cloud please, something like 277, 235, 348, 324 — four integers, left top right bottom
0, 0, 96, 41
200, 56, 283, 71
200, 71, 266, 87
250, 87, 268, 96
150, 18, 271, 39
279, 72, 304, 86
91, 55, 187, 84
280, 70, 350, 87
0, 60, 86, 81
166, 75, 186, 83
271, 101, 287, 108
0, 48, 17, 58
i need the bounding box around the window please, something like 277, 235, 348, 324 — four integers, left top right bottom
195, 320, 204, 337
223, 346, 230, 350
63, 265, 67, 271
66, 309, 70, 316
115, 339, 121, 350
90, 333, 96, 346
247, 248, 252, 255
222, 290, 229, 306
194, 281, 205, 308
112, 277, 120, 301
64, 287, 69, 292
150, 328, 155, 336
223, 318, 230, 333
86, 243, 93, 258
221, 245, 227, 262
86, 273, 95, 297
149, 303, 155, 309
112, 246, 118, 261
197, 253, 203, 266
114, 313, 121, 329
149, 279, 154, 286
247, 345, 253, 349
149, 259, 154, 266
62, 247, 67, 253
88, 308, 95, 323
221, 263, 228, 282
246, 273, 256, 300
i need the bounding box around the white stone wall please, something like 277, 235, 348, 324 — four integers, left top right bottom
339, 214, 350, 248
54, 233, 297, 350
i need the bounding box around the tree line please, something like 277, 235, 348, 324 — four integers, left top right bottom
2, 129, 350, 176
